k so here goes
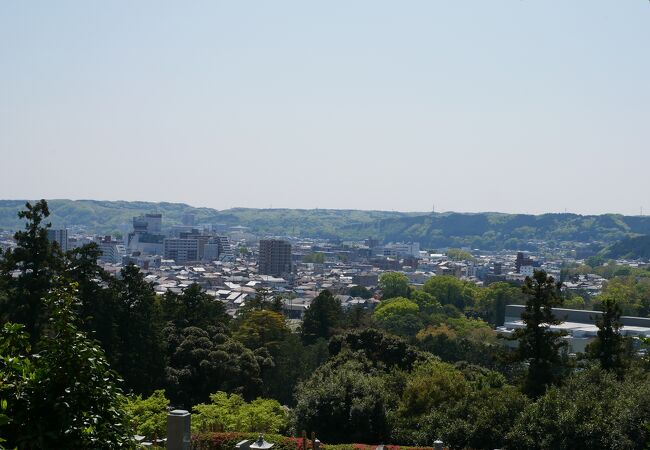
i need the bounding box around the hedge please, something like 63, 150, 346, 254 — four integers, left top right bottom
191, 432, 436, 450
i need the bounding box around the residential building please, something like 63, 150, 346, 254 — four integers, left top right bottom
163, 238, 199, 263
259, 239, 292, 276
47, 229, 68, 252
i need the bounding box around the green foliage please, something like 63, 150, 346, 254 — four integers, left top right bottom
293, 356, 394, 444
446, 248, 475, 262
596, 276, 650, 317
506, 369, 650, 450
0, 200, 64, 345
124, 390, 169, 440
398, 360, 469, 417
234, 310, 289, 352
477, 282, 525, 326
378, 272, 411, 300
602, 234, 650, 260
373, 297, 422, 337
0, 285, 134, 449
261, 335, 330, 406
409, 289, 441, 315
162, 283, 229, 329
164, 325, 266, 406
586, 295, 631, 374
191, 432, 304, 450
422, 276, 480, 311
192, 392, 288, 434
514, 271, 568, 398
301, 290, 343, 344
302, 253, 325, 264
347, 285, 372, 299
392, 360, 528, 449
328, 329, 425, 372
110, 264, 166, 395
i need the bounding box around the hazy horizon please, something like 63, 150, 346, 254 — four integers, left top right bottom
3, 197, 650, 218
2, 1, 649, 215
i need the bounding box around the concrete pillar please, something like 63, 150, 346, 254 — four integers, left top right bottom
167, 409, 191, 450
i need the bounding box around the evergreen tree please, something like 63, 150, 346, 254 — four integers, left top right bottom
513, 271, 567, 398
110, 264, 165, 395
587, 295, 629, 375
0, 200, 65, 345
0, 284, 134, 449
161, 283, 229, 329
301, 290, 342, 344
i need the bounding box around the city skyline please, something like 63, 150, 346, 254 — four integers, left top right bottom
2, 1, 649, 215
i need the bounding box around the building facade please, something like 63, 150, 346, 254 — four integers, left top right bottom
259, 239, 292, 276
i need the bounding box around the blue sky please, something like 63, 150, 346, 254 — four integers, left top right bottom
1, 1, 649, 214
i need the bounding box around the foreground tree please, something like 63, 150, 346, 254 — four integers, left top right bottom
110, 264, 166, 395
506, 368, 650, 450
0, 284, 134, 449
513, 271, 567, 398
0, 200, 64, 345
293, 356, 393, 444
587, 295, 630, 375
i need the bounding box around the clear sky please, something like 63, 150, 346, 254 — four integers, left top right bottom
1, 1, 649, 215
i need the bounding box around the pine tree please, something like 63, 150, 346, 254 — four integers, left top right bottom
0, 200, 65, 346
514, 271, 567, 398
587, 295, 629, 375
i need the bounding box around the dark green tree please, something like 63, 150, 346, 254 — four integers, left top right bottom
161, 283, 229, 329
514, 271, 567, 398
329, 328, 424, 371
293, 356, 393, 444
0, 200, 65, 345
506, 368, 650, 450
301, 290, 342, 344
0, 284, 134, 449
65, 243, 121, 357
110, 264, 165, 395
163, 325, 266, 406
586, 295, 630, 374
348, 285, 373, 299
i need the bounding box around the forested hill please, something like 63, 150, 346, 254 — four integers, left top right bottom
2, 199, 650, 250
602, 235, 650, 260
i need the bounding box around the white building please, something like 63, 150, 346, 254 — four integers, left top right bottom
163, 238, 199, 263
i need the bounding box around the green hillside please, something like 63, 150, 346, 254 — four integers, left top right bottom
2, 199, 650, 250
602, 235, 650, 260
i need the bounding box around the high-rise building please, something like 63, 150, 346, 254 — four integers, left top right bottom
47, 229, 68, 252
258, 239, 292, 276
163, 238, 199, 263
515, 252, 534, 274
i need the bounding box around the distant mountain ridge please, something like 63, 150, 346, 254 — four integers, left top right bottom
2, 199, 650, 251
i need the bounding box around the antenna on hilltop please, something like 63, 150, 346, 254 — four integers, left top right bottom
432, 203, 435, 214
